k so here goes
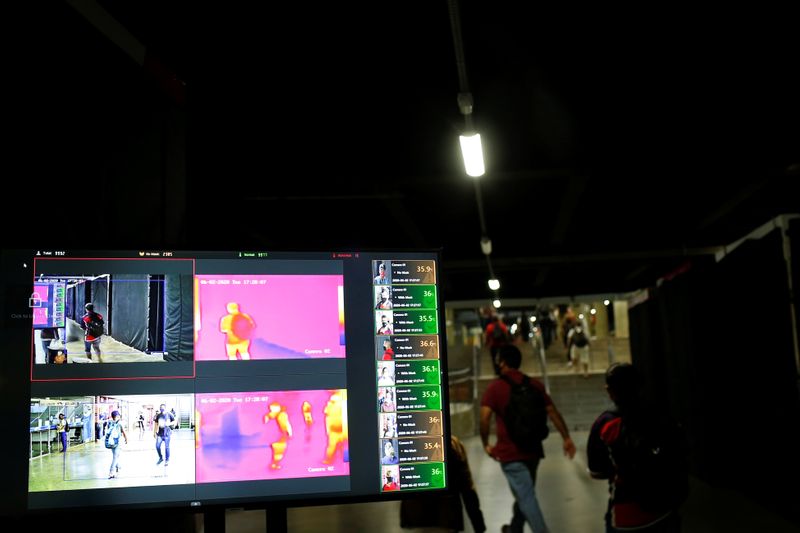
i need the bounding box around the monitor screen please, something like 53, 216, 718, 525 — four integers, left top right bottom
0, 249, 449, 513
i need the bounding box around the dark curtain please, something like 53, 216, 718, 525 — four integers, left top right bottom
89, 279, 107, 332
66, 286, 74, 321
109, 274, 149, 352
147, 275, 165, 353
164, 274, 193, 361
74, 282, 86, 320
628, 229, 800, 525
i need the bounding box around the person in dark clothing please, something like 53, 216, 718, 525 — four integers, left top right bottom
80, 303, 104, 362
154, 404, 175, 466
56, 413, 68, 452
587, 363, 687, 532
400, 435, 487, 533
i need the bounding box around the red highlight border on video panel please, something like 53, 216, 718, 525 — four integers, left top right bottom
30, 257, 197, 382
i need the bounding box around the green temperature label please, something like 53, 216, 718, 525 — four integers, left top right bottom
389, 285, 437, 309
395, 360, 440, 385
395, 385, 442, 411
399, 462, 446, 490
391, 310, 438, 335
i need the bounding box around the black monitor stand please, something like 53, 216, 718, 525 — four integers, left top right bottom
204, 505, 288, 533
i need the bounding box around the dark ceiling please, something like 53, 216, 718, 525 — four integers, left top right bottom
7, 2, 799, 303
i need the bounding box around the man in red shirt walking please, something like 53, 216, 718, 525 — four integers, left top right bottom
484, 315, 510, 375
480, 345, 576, 533
81, 303, 104, 362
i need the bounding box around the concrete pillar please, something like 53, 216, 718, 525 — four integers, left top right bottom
613, 300, 630, 338
593, 302, 609, 339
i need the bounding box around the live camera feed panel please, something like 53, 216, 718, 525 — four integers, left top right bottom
31, 258, 195, 380
194, 260, 346, 378
28, 393, 196, 509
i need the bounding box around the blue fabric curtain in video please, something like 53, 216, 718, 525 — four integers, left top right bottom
109, 274, 149, 352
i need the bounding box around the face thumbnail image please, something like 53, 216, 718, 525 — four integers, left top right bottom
376, 311, 393, 336
195, 390, 349, 483
378, 387, 396, 413
382, 465, 400, 491
33, 274, 194, 364
380, 438, 399, 465
195, 275, 346, 360
373, 261, 391, 285
28, 394, 195, 492
377, 361, 396, 387
375, 286, 393, 310
377, 336, 394, 361
379, 413, 397, 439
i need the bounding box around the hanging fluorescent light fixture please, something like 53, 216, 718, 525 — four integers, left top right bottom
459, 133, 485, 177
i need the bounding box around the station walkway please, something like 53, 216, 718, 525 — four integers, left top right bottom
206, 340, 799, 532
212, 431, 800, 532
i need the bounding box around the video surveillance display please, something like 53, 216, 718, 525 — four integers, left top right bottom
0, 249, 449, 514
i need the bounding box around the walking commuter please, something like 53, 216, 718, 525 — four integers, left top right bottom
106, 410, 128, 479
481, 344, 576, 533
154, 404, 175, 466
588, 363, 689, 532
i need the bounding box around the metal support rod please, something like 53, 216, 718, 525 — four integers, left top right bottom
777, 215, 800, 376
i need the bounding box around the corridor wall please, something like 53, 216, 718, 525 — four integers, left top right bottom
628, 228, 800, 526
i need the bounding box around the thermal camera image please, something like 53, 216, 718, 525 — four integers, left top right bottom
194, 275, 346, 360
195, 390, 349, 483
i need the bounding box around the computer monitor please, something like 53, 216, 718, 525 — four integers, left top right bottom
0, 249, 450, 514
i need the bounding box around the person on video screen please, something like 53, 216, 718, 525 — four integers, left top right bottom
378, 363, 395, 387
220, 302, 256, 360
381, 439, 399, 465
381, 338, 394, 360
302, 401, 314, 442
323, 391, 347, 465
376, 286, 393, 310
56, 413, 68, 453
383, 467, 399, 491
40, 327, 59, 364
374, 262, 390, 285
265, 402, 293, 469
154, 404, 175, 466
378, 314, 393, 335
80, 303, 104, 362
107, 410, 128, 479
381, 414, 397, 438
379, 388, 396, 412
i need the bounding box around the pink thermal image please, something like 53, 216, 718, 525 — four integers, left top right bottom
195, 275, 346, 360
195, 390, 349, 483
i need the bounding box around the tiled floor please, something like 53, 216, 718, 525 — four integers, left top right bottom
212, 433, 800, 532
29, 430, 195, 491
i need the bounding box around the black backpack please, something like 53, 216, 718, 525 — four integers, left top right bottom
610, 415, 689, 513
572, 329, 588, 347
492, 323, 510, 343
500, 375, 549, 451
85, 313, 104, 337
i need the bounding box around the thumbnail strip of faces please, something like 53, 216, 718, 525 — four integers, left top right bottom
29, 390, 349, 492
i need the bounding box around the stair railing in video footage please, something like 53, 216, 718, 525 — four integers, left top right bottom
447, 345, 480, 437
